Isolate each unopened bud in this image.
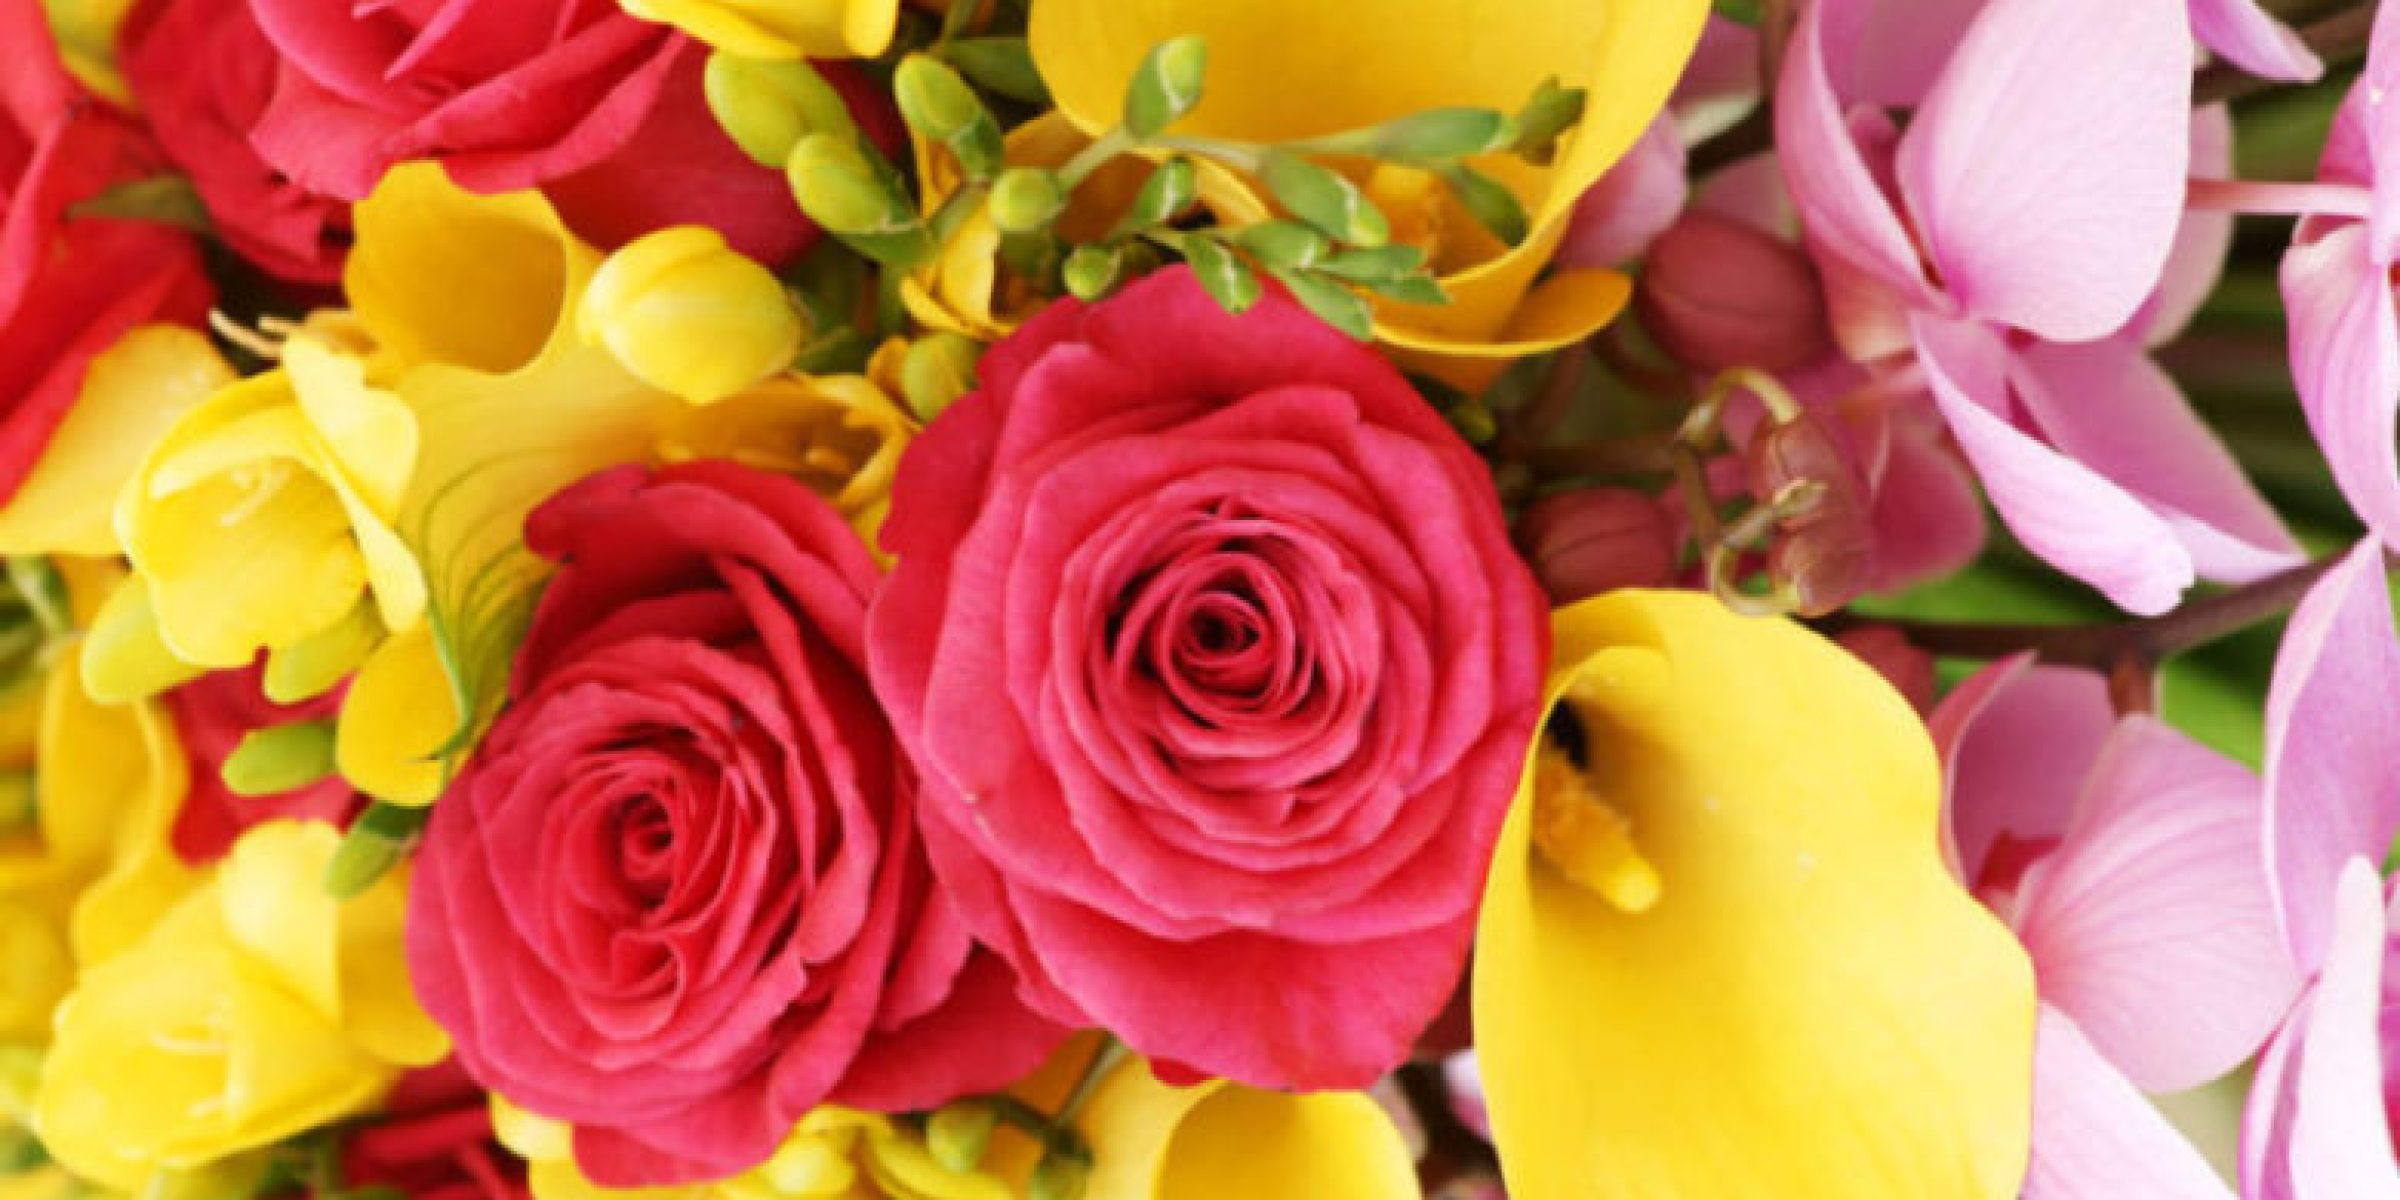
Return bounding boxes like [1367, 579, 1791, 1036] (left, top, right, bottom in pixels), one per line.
[1029, 1151, 1089, 1200]
[580, 227, 806, 405]
[787, 134, 914, 236]
[1637, 212, 1831, 374]
[222, 720, 339, 797]
[895, 55, 985, 145]
[1064, 243, 1134, 300]
[1124, 157, 1198, 229]
[1769, 521, 1876, 618]
[988, 167, 1069, 235]
[263, 602, 382, 704]
[1746, 412, 1876, 616]
[900, 333, 982, 422]
[81, 573, 202, 704]
[704, 54, 855, 168]
[1514, 488, 1678, 606]
[1357, 107, 1516, 159]
[926, 1101, 999, 1172]
[1259, 151, 1389, 247]
[1123, 36, 1208, 138]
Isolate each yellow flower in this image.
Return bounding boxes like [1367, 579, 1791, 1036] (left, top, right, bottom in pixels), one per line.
[656, 372, 916, 550]
[333, 164, 679, 797]
[617, 0, 898, 59]
[33, 821, 447, 1191]
[903, 113, 1266, 341]
[1075, 1056, 1415, 1200]
[40, 0, 138, 104]
[0, 327, 234, 558]
[1472, 592, 2036, 1199]
[580, 227, 807, 406]
[116, 335, 425, 670]
[495, 1100, 1010, 1200]
[1027, 0, 1708, 390]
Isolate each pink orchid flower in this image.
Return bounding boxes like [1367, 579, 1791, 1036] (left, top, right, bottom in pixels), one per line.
[1932, 655, 2302, 1198]
[1780, 0, 2300, 614]
[2279, 2, 2400, 557]
[2239, 540, 2400, 1199]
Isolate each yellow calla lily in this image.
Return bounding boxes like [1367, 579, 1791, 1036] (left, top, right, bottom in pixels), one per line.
[0, 327, 234, 557]
[115, 335, 426, 670]
[656, 372, 916, 551]
[1075, 1057, 1418, 1200]
[341, 163, 677, 777]
[1026, 0, 1706, 390]
[1473, 592, 2036, 1199]
[904, 113, 1267, 341]
[33, 821, 446, 1191]
[496, 1098, 1011, 1200]
[617, 0, 899, 60]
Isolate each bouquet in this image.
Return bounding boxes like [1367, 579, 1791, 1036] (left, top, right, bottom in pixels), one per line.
[2, 0, 2396, 1197]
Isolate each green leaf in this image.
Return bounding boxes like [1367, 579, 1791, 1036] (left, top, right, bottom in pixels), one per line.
[1316, 243, 1429, 283]
[1356, 272, 1449, 305]
[1355, 107, 1517, 159]
[1232, 220, 1331, 270]
[942, 38, 1052, 105]
[1435, 161, 1529, 246]
[1121, 157, 1198, 230]
[1713, 0, 1764, 24]
[1123, 36, 1208, 139]
[1162, 233, 1261, 314]
[1273, 269, 1375, 340]
[1512, 78, 1588, 162]
[1258, 150, 1389, 247]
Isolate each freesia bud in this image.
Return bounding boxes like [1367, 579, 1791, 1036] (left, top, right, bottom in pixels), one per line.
[703, 53, 857, 167]
[1029, 1151, 1089, 1200]
[896, 54, 1003, 178]
[1514, 488, 1677, 605]
[1636, 212, 1831, 373]
[1123, 36, 1208, 138]
[988, 167, 1069, 234]
[787, 134, 915, 236]
[900, 333, 982, 422]
[221, 719, 339, 797]
[580, 226, 806, 405]
[1259, 151, 1389, 247]
[925, 1100, 999, 1172]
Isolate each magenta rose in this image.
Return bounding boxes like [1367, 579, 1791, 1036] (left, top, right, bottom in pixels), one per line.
[868, 267, 1550, 1090]
[406, 462, 1063, 1187]
[119, 0, 351, 282]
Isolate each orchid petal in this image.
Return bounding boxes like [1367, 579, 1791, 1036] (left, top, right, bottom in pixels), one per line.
[2281, 224, 2400, 549]
[2190, 0, 2324, 84]
[1776, 0, 1938, 314]
[1929, 655, 2113, 890]
[1913, 314, 2193, 615]
[2010, 337, 2301, 586]
[2264, 538, 2400, 971]
[2023, 1006, 2234, 1200]
[2014, 717, 2300, 1092]
[2144, 106, 2238, 347]
[2290, 862, 2400, 1199]
[1897, 0, 2192, 342]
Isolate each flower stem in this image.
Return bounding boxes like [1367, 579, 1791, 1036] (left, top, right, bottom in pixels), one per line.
[1851, 549, 2394, 670]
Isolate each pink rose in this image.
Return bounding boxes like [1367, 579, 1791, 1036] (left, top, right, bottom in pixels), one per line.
[407, 463, 1061, 1187]
[120, 0, 351, 282]
[868, 268, 1549, 1091]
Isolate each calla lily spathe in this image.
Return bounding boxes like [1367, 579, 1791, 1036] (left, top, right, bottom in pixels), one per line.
[1026, 0, 1708, 389]
[1474, 591, 2036, 1199]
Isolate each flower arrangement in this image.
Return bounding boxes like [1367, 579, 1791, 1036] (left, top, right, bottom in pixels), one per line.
[2, 1, 2398, 1198]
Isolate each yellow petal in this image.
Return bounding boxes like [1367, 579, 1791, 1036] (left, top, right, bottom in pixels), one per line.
[43, 654, 197, 967]
[1026, 0, 1703, 383]
[0, 899, 73, 1042]
[0, 326, 233, 557]
[580, 227, 805, 406]
[79, 573, 204, 705]
[1078, 1060, 1417, 1200]
[656, 373, 915, 549]
[334, 624, 458, 806]
[620, 0, 899, 59]
[1473, 591, 2036, 1200]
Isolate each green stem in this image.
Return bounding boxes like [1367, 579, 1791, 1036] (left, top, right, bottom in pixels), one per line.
[1058, 128, 1135, 189]
[1146, 133, 1267, 173]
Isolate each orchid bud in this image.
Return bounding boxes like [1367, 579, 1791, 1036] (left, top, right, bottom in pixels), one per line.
[1746, 413, 1875, 616]
[1636, 212, 1831, 374]
[1514, 488, 1678, 605]
[580, 227, 806, 405]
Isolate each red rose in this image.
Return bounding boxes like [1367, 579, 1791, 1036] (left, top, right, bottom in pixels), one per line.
[867, 267, 1549, 1091]
[161, 662, 360, 864]
[0, 0, 210, 502]
[334, 1060, 527, 1200]
[247, 0, 683, 200]
[120, 0, 351, 282]
[407, 463, 1062, 1187]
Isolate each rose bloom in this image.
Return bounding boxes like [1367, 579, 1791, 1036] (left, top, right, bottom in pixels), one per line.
[407, 462, 1061, 1187]
[240, 0, 863, 265]
[0, 0, 210, 502]
[120, 0, 350, 282]
[868, 267, 1549, 1090]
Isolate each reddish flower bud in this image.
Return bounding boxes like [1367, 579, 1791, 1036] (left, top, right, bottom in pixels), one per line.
[1515, 487, 1679, 605]
[1748, 414, 1876, 616]
[1636, 212, 1832, 374]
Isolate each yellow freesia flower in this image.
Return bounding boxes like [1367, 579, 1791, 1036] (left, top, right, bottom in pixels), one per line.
[335, 163, 677, 794]
[34, 821, 447, 1191]
[617, 0, 898, 59]
[116, 335, 426, 670]
[495, 1099, 1010, 1200]
[904, 113, 1267, 341]
[1027, 0, 1707, 390]
[0, 327, 233, 558]
[1074, 1057, 1418, 1200]
[1473, 592, 2036, 1199]
[656, 372, 916, 550]
[580, 227, 807, 406]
